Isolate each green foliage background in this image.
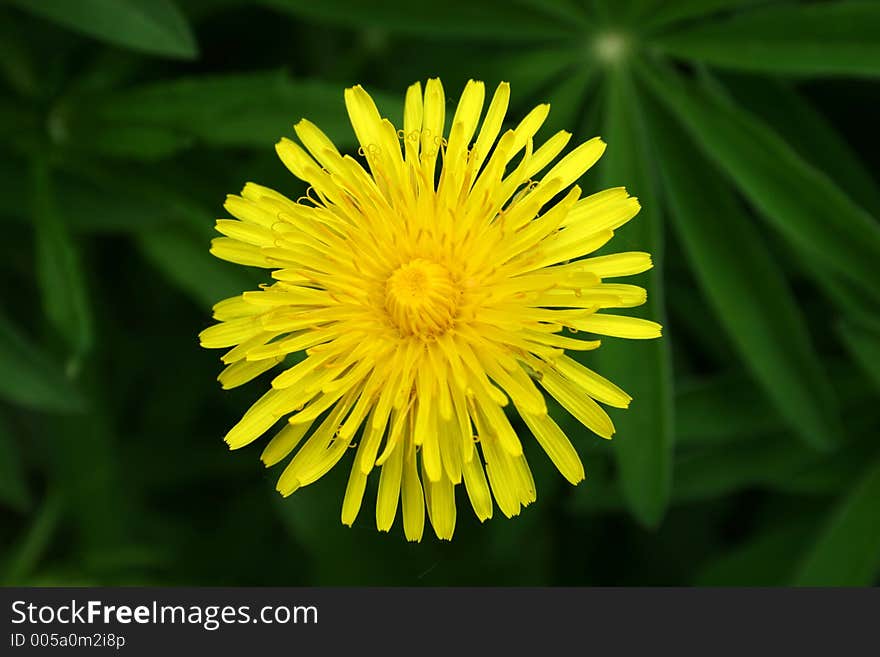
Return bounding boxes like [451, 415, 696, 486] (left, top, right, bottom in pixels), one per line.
[1, 0, 879, 586]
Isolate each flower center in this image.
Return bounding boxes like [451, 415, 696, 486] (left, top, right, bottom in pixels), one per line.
[593, 31, 630, 64]
[385, 258, 459, 338]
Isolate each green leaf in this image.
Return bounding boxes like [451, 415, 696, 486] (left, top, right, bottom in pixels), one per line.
[273, 463, 433, 585]
[648, 98, 838, 450]
[85, 72, 402, 152]
[468, 48, 583, 113]
[260, 0, 577, 40]
[542, 66, 598, 137]
[590, 66, 674, 527]
[30, 159, 93, 358]
[0, 414, 30, 512]
[0, 23, 39, 97]
[640, 62, 880, 295]
[2, 489, 63, 585]
[677, 365, 871, 448]
[838, 317, 880, 394]
[636, 0, 772, 32]
[42, 404, 132, 564]
[572, 423, 879, 513]
[666, 279, 737, 367]
[67, 123, 193, 161]
[47, 162, 217, 234]
[772, 431, 879, 497]
[793, 457, 880, 586]
[653, 1, 880, 77]
[694, 522, 816, 586]
[514, 0, 591, 26]
[8, 0, 197, 59]
[138, 227, 260, 309]
[673, 437, 818, 504]
[718, 75, 880, 218]
[707, 74, 880, 319]
[0, 315, 87, 413]
[676, 374, 781, 447]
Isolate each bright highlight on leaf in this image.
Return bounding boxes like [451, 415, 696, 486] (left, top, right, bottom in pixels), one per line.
[199, 79, 661, 541]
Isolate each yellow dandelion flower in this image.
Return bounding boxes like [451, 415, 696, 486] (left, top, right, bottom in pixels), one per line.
[199, 78, 662, 541]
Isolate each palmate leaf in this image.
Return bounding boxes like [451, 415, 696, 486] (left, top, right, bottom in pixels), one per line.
[7, 0, 197, 59]
[793, 457, 880, 586]
[640, 61, 880, 297]
[30, 159, 93, 358]
[647, 97, 839, 450]
[259, 0, 580, 40]
[83, 72, 402, 153]
[591, 66, 674, 527]
[653, 1, 880, 77]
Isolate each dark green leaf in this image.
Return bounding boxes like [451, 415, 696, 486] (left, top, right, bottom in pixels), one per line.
[704, 73, 880, 319]
[260, 0, 577, 40]
[838, 317, 880, 394]
[673, 437, 814, 503]
[8, 0, 197, 59]
[591, 66, 674, 527]
[772, 431, 879, 497]
[0, 315, 87, 413]
[676, 374, 781, 447]
[640, 62, 880, 295]
[666, 279, 737, 367]
[2, 490, 63, 585]
[653, 2, 880, 77]
[677, 365, 871, 448]
[41, 396, 132, 560]
[793, 457, 880, 586]
[635, 0, 772, 32]
[0, 24, 39, 97]
[138, 227, 261, 309]
[514, 0, 591, 26]
[30, 159, 93, 357]
[648, 98, 839, 450]
[719, 75, 880, 218]
[85, 72, 402, 152]
[694, 522, 815, 586]
[572, 424, 879, 514]
[468, 48, 582, 113]
[67, 123, 193, 161]
[542, 66, 598, 137]
[0, 414, 30, 512]
[52, 163, 219, 234]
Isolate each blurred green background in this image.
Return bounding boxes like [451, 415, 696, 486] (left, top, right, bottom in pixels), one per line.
[1, 0, 879, 586]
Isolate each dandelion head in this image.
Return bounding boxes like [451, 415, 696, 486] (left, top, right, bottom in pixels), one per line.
[199, 79, 662, 541]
